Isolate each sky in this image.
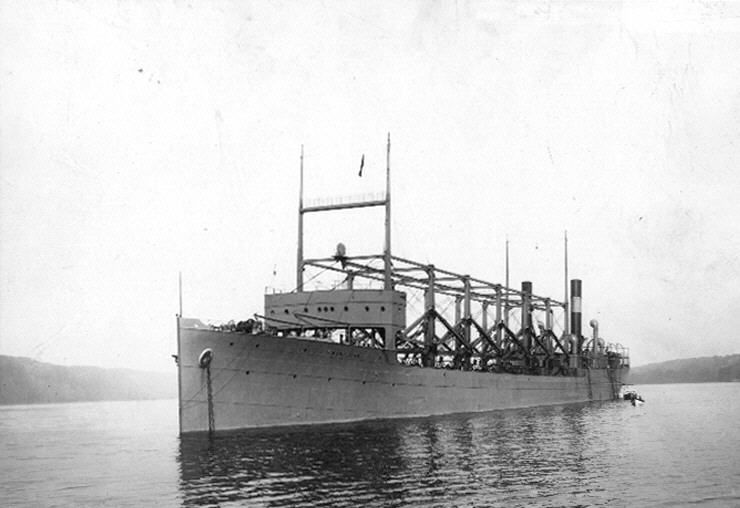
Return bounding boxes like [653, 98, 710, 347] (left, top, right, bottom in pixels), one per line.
[1, 0, 739, 373]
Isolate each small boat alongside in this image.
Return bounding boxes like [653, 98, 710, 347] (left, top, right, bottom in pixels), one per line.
[623, 389, 645, 406]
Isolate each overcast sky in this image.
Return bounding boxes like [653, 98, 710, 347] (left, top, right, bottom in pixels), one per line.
[2, 1, 739, 372]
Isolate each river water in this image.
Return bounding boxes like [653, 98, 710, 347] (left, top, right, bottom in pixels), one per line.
[1, 383, 738, 507]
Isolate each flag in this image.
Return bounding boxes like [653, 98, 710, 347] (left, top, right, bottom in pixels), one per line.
[358, 154, 364, 177]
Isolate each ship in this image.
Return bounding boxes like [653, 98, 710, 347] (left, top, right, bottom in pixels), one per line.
[176, 136, 630, 435]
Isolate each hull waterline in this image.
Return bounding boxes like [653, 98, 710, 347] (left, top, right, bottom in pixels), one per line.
[178, 323, 626, 434]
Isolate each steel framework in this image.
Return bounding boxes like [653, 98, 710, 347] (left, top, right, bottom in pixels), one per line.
[283, 135, 628, 376]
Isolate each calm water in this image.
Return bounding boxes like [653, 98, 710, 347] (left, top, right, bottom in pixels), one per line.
[1, 383, 739, 507]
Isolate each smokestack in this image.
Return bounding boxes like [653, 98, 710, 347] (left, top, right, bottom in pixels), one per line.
[570, 279, 582, 350]
[521, 281, 532, 351]
[521, 281, 532, 328]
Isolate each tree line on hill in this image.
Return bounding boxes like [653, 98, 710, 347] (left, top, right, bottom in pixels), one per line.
[2, 353, 739, 404]
[0, 355, 176, 405]
[628, 354, 740, 384]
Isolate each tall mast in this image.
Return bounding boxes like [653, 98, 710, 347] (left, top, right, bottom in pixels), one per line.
[296, 145, 304, 291]
[504, 237, 510, 329]
[384, 133, 392, 290]
[178, 271, 183, 316]
[564, 229, 569, 335]
[505, 237, 510, 289]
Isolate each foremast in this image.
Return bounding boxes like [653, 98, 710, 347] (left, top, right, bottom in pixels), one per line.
[297, 134, 393, 293]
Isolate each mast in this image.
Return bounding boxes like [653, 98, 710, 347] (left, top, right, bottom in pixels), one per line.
[297, 138, 388, 291]
[297, 145, 304, 291]
[178, 271, 183, 316]
[505, 237, 509, 289]
[564, 230, 569, 335]
[504, 237, 510, 329]
[384, 133, 392, 290]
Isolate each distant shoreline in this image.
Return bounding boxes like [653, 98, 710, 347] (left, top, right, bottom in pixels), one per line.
[628, 354, 740, 385]
[3, 353, 738, 404]
[0, 397, 178, 407]
[0, 355, 176, 405]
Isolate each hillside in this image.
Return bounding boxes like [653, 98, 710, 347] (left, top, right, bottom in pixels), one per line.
[0, 355, 176, 405]
[629, 354, 740, 384]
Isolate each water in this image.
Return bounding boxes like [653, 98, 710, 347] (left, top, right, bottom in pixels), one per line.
[2, 383, 739, 507]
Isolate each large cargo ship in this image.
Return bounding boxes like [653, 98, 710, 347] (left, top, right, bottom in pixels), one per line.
[176, 136, 630, 435]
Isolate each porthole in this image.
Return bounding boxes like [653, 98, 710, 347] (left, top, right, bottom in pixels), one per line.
[245, 370, 250, 375]
[344, 306, 348, 311]
[381, 306, 386, 312]
[330, 306, 335, 312]
[365, 306, 369, 311]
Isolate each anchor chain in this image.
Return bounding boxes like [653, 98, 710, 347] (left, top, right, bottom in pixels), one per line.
[198, 348, 215, 435]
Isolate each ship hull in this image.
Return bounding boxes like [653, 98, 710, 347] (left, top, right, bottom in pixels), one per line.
[178, 322, 627, 434]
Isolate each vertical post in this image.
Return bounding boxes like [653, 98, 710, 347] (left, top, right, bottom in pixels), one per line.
[384, 133, 392, 290]
[297, 145, 305, 291]
[178, 271, 183, 317]
[424, 266, 436, 344]
[545, 298, 553, 355]
[564, 230, 569, 335]
[481, 302, 488, 334]
[382, 135, 393, 351]
[463, 276, 471, 347]
[504, 238, 510, 330]
[454, 296, 462, 325]
[505, 237, 510, 290]
[494, 286, 502, 345]
[424, 265, 436, 366]
[451, 295, 462, 366]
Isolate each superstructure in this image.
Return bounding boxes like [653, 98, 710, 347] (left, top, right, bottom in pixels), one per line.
[177, 136, 630, 434]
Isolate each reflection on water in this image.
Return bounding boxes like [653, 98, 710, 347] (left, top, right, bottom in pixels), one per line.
[178, 384, 740, 507]
[178, 402, 621, 507]
[2, 385, 738, 507]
